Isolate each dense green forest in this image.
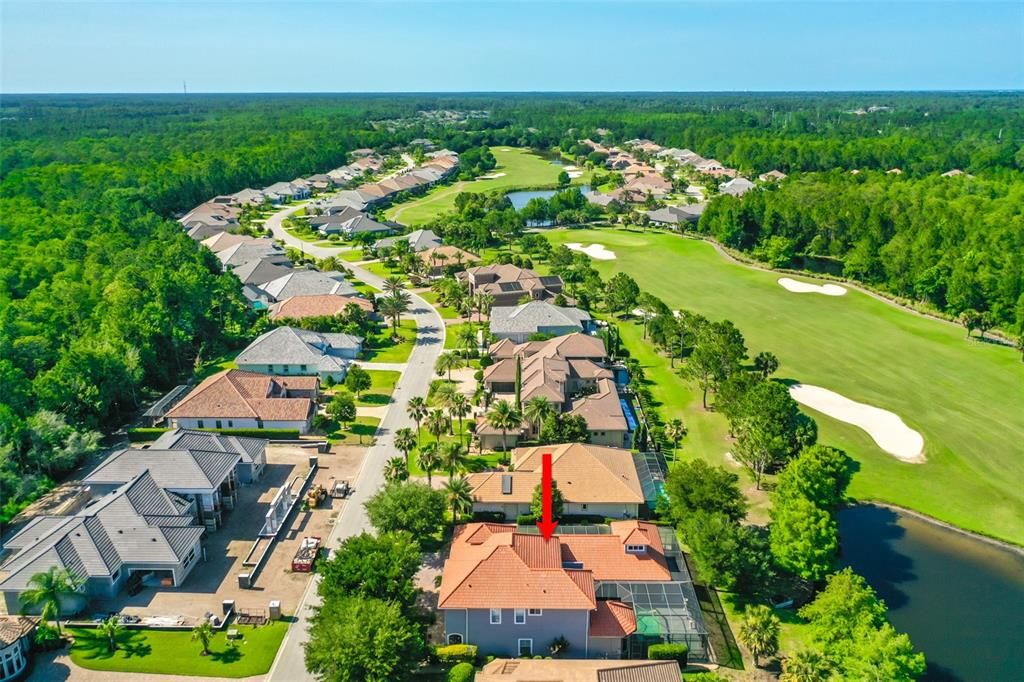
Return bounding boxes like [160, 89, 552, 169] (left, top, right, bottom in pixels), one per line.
[698, 171, 1024, 329]
[1, 92, 1021, 520]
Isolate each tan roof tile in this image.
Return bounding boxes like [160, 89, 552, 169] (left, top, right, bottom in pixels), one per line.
[166, 370, 315, 422]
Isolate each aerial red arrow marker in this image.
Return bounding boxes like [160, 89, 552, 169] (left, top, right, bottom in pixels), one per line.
[536, 452, 558, 541]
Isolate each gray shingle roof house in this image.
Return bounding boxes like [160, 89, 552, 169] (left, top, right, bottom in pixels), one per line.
[646, 203, 706, 226]
[217, 241, 291, 270]
[235, 326, 363, 381]
[0, 471, 204, 616]
[489, 301, 594, 343]
[373, 229, 442, 252]
[255, 270, 359, 301]
[231, 258, 294, 286]
[340, 215, 392, 238]
[719, 177, 755, 197]
[151, 428, 268, 484]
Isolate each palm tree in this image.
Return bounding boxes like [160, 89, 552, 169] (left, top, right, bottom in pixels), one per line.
[406, 396, 427, 444]
[473, 292, 494, 323]
[435, 352, 463, 382]
[417, 442, 440, 485]
[100, 615, 123, 652]
[444, 476, 474, 522]
[318, 255, 343, 272]
[448, 393, 471, 445]
[394, 427, 416, 465]
[382, 275, 406, 295]
[192, 620, 215, 656]
[473, 383, 490, 410]
[457, 324, 478, 358]
[737, 605, 780, 668]
[441, 441, 468, 477]
[384, 456, 409, 483]
[486, 399, 522, 452]
[780, 649, 833, 682]
[665, 419, 687, 449]
[20, 567, 83, 636]
[426, 408, 447, 443]
[378, 290, 411, 338]
[523, 396, 554, 436]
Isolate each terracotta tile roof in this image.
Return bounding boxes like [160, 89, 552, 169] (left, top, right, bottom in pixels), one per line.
[589, 600, 637, 637]
[418, 245, 480, 268]
[439, 524, 595, 610]
[558, 521, 671, 582]
[0, 615, 39, 646]
[468, 444, 643, 505]
[166, 369, 315, 422]
[570, 378, 628, 432]
[268, 294, 373, 321]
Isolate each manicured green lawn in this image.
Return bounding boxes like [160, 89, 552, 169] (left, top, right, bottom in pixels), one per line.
[349, 278, 378, 296]
[545, 228, 1024, 544]
[418, 290, 460, 320]
[363, 319, 418, 363]
[326, 415, 381, 445]
[444, 322, 482, 350]
[339, 248, 367, 262]
[354, 369, 401, 406]
[363, 260, 406, 281]
[193, 352, 239, 382]
[68, 620, 290, 677]
[385, 148, 582, 225]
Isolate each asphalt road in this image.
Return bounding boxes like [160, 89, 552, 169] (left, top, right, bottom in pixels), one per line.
[266, 205, 445, 681]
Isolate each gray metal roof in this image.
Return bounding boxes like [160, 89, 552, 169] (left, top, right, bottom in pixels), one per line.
[256, 270, 358, 301]
[0, 472, 203, 591]
[153, 428, 266, 466]
[84, 448, 239, 491]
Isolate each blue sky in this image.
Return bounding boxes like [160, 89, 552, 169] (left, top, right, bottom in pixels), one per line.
[2, 1, 1022, 93]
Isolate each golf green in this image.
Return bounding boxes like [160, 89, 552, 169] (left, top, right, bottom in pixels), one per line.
[545, 228, 1024, 544]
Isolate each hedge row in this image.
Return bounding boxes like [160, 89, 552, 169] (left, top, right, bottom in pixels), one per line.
[127, 428, 170, 442]
[647, 642, 688, 666]
[434, 643, 478, 664]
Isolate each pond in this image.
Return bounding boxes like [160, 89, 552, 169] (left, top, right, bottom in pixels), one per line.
[839, 505, 1024, 681]
[506, 185, 590, 211]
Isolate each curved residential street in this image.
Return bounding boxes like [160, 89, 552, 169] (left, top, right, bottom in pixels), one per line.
[266, 205, 445, 681]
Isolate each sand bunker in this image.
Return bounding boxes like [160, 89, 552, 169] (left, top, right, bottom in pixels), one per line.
[477, 172, 507, 179]
[565, 242, 616, 260]
[778, 277, 847, 296]
[789, 384, 925, 462]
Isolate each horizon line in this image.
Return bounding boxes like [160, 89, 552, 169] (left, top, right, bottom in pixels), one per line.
[3, 88, 1024, 97]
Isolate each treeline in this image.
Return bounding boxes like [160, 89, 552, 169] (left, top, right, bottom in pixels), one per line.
[697, 171, 1024, 332]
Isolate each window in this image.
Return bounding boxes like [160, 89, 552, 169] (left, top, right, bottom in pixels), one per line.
[197, 420, 205, 429]
[528, 608, 542, 616]
[514, 608, 526, 624]
[228, 420, 233, 428]
[517, 639, 533, 657]
[215, 420, 222, 429]
[111, 569, 120, 582]
[300, 364, 308, 371]
[447, 633, 463, 645]
[626, 544, 647, 553]
[184, 548, 196, 565]
[489, 608, 501, 625]
[267, 364, 274, 372]
[581, 504, 588, 510]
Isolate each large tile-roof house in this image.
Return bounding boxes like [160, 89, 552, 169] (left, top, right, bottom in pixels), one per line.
[489, 301, 593, 343]
[202, 232, 264, 253]
[417, 246, 481, 277]
[439, 521, 679, 658]
[461, 265, 564, 307]
[268, 294, 374, 321]
[478, 334, 629, 449]
[262, 181, 310, 203]
[477, 659, 681, 682]
[165, 369, 318, 434]
[0, 471, 205, 615]
[255, 270, 359, 301]
[150, 428, 268, 485]
[758, 170, 788, 182]
[235, 326, 362, 381]
[180, 203, 241, 241]
[466, 443, 644, 520]
[83, 446, 241, 531]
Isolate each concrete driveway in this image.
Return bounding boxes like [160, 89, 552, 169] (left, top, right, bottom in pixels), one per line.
[266, 206, 446, 681]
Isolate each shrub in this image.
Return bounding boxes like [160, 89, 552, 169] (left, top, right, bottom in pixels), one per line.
[479, 356, 493, 368]
[127, 427, 170, 442]
[647, 642, 688, 666]
[471, 511, 507, 523]
[516, 514, 537, 525]
[447, 662, 475, 682]
[434, 643, 478, 664]
[34, 623, 63, 650]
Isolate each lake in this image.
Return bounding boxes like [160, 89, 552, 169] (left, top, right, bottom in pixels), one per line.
[506, 185, 591, 211]
[839, 505, 1024, 681]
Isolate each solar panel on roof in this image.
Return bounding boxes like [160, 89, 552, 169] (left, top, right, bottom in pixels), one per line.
[498, 282, 523, 292]
[539, 276, 562, 286]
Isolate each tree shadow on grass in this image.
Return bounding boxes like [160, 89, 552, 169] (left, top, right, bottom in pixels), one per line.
[358, 393, 392, 406]
[209, 646, 244, 665]
[72, 629, 152, 661]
